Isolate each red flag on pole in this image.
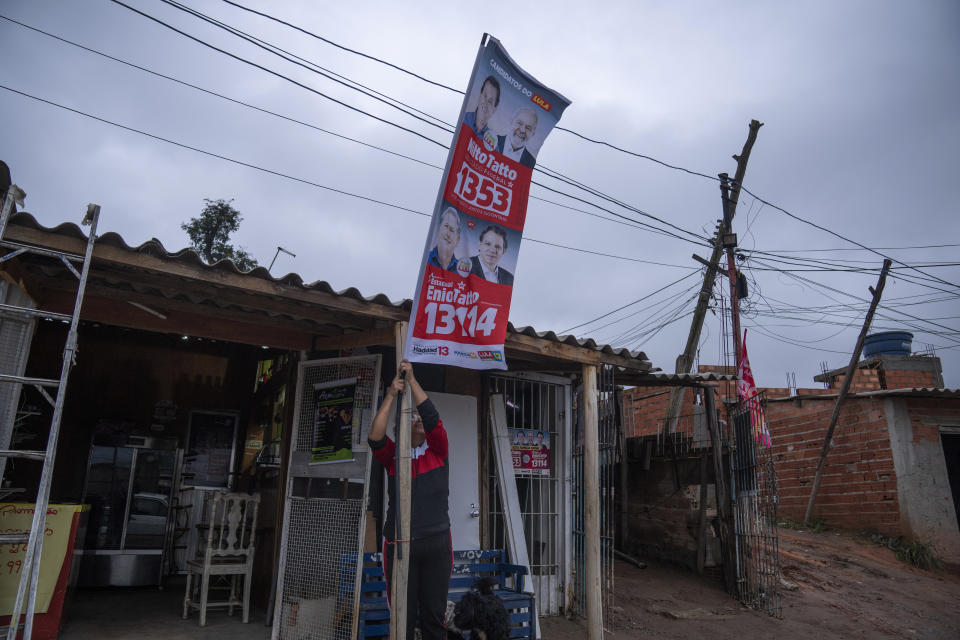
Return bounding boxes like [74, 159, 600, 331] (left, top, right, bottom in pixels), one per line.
[737, 330, 771, 446]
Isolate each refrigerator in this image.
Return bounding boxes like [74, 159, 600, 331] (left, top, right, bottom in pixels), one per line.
[79, 434, 181, 587]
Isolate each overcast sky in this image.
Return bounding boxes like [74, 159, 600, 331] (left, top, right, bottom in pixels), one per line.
[2, 0, 958, 388]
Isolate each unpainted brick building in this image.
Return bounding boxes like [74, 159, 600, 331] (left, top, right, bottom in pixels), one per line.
[620, 354, 960, 567]
[765, 354, 959, 564]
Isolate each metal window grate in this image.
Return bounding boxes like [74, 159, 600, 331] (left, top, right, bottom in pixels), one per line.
[294, 357, 380, 455]
[277, 498, 365, 640]
[273, 355, 381, 640]
[487, 374, 565, 616]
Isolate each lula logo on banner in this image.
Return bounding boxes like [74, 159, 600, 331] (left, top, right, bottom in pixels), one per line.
[404, 35, 571, 370]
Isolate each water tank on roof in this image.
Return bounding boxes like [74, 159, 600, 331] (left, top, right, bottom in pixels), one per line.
[863, 331, 913, 358]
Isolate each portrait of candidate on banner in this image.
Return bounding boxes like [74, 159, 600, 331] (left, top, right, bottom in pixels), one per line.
[311, 378, 357, 464]
[435, 208, 521, 286]
[464, 74, 547, 168]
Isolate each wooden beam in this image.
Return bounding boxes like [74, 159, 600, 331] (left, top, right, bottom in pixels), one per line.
[4, 223, 408, 322]
[506, 332, 649, 370]
[39, 288, 314, 350]
[582, 364, 603, 640]
[805, 259, 892, 524]
[310, 327, 395, 352]
[696, 454, 708, 575]
[85, 266, 378, 329]
[390, 322, 411, 640]
[704, 386, 736, 595]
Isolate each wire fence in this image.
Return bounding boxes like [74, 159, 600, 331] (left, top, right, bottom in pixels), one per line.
[274, 355, 381, 640]
[728, 399, 782, 617]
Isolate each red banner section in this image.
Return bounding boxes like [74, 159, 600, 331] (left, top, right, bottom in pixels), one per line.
[444, 125, 532, 230]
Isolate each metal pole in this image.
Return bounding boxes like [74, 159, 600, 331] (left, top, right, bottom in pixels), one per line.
[804, 259, 892, 524]
[11, 205, 99, 640]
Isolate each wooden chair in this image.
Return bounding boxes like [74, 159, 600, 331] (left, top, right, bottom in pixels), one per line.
[182, 491, 260, 626]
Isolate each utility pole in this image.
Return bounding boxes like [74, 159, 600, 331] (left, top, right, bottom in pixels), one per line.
[804, 260, 892, 524]
[663, 120, 763, 432]
[720, 118, 763, 368]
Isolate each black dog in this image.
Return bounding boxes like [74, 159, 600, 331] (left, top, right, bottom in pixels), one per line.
[446, 577, 511, 640]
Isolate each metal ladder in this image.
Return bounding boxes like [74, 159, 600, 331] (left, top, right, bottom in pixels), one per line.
[0, 184, 99, 640]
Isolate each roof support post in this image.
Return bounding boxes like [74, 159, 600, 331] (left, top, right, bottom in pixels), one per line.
[582, 364, 603, 640]
[390, 321, 411, 640]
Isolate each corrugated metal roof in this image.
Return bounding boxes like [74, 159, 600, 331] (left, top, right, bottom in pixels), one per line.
[630, 371, 739, 384]
[8, 212, 650, 365]
[766, 387, 959, 402]
[851, 387, 960, 399]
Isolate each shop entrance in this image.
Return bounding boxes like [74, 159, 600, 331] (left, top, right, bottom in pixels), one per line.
[486, 373, 569, 616]
[941, 430, 960, 531]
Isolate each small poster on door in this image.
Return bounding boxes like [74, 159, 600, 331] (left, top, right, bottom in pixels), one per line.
[311, 378, 358, 464]
[509, 428, 550, 476]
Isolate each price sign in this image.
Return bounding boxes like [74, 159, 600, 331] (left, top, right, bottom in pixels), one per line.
[0, 504, 82, 615]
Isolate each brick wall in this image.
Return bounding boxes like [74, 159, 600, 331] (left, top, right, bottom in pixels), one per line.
[828, 367, 883, 392]
[620, 455, 720, 569]
[621, 387, 672, 438]
[823, 355, 943, 391]
[884, 368, 939, 390]
[766, 396, 901, 533]
[904, 397, 960, 443]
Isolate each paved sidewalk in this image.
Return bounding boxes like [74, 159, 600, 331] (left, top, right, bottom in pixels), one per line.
[59, 579, 271, 640]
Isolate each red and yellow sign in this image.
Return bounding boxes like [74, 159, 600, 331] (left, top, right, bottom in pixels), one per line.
[0, 503, 85, 615]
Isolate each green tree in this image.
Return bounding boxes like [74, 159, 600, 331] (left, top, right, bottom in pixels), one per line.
[181, 199, 258, 271]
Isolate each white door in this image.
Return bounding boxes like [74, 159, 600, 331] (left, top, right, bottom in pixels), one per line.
[430, 392, 480, 550]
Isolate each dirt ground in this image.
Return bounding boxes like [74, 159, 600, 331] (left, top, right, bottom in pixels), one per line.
[540, 527, 960, 639]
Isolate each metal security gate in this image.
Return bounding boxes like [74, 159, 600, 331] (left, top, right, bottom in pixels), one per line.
[729, 401, 781, 617]
[571, 366, 616, 618]
[273, 355, 381, 640]
[486, 373, 569, 616]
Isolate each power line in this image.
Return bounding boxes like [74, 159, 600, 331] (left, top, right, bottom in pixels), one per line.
[109, 0, 450, 148]
[222, 0, 464, 94]
[561, 270, 701, 333]
[216, 0, 960, 292]
[738, 185, 960, 293]
[0, 84, 683, 268]
[109, 1, 712, 249]
[0, 14, 446, 171]
[219, 0, 720, 183]
[748, 243, 960, 253]
[1, 14, 697, 244]
[158, 0, 456, 133]
[749, 256, 960, 343]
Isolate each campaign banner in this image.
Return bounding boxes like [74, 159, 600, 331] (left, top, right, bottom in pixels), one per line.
[404, 36, 571, 369]
[311, 378, 357, 464]
[510, 428, 551, 476]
